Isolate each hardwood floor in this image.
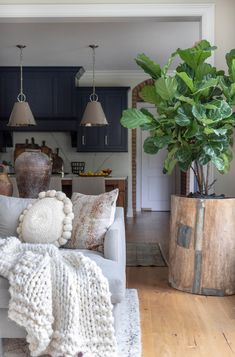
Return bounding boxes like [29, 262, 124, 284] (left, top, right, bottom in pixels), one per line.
[126, 211, 170, 260]
[126, 212, 235, 357]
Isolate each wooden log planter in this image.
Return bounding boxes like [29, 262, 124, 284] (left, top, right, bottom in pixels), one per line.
[169, 195, 235, 296]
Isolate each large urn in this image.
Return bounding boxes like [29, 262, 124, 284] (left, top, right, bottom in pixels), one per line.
[15, 150, 52, 198]
[0, 164, 13, 196]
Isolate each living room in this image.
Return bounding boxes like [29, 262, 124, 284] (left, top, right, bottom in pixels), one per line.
[0, 1, 235, 357]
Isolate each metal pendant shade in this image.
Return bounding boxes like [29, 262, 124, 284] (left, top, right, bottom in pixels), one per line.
[8, 101, 36, 126]
[80, 44, 108, 127]
[8, 45, 36, 127]
[81, 100, 107, 127]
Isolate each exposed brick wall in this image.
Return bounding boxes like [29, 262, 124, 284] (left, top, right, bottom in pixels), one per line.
[131, 79, 189, 214]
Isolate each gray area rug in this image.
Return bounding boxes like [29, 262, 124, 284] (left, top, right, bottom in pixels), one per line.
[126, 242, 167, 267]
[3, 289, 141, 357]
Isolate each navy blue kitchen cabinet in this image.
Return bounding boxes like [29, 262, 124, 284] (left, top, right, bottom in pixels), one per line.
[76, 87, 129, 152]
[0, 67, 83, 121]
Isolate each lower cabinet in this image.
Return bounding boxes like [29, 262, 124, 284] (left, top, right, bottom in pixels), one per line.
[76, 87, 129, 152]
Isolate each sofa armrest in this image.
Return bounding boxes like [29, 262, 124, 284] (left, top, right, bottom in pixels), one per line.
[104, 207, 126, 268]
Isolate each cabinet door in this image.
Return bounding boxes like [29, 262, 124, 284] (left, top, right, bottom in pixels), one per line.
[77, 89, 105, 152]
[76, 87, 128, 152]
[102, 89, 128, 152]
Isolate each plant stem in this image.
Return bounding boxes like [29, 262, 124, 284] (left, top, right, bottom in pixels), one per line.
[190, 164, 200, 192]
[195, 161, 203, 194]
[199, 164, 206, 195]
[205, 163, 210, 196]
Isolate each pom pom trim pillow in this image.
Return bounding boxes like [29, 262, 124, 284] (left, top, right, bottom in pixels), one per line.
[17, 190, 74, 247]
[66, 189, 119, 252]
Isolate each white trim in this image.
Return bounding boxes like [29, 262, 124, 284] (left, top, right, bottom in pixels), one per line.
[0, 4, 214, 21]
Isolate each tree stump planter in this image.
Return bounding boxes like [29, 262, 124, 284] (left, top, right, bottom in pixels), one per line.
[169, 195, 235, 296]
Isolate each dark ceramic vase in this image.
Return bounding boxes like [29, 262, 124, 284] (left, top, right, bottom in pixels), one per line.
[15, 150, 52, 198]
[0, 164, 13, 196]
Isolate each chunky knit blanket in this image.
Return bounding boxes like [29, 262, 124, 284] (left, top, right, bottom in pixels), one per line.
[0, 237, 117, 357]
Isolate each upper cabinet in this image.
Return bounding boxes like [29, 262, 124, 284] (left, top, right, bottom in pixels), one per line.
[0, 67, 84, 121]
[76, 87, 129, 152]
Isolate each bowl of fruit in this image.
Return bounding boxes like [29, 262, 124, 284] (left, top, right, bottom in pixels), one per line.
[79, 168, 112, 177]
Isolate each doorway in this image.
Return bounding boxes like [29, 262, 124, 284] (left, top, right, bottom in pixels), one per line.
[136, 103, 176, 212]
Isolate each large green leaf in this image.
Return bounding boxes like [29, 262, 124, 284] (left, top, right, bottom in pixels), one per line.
[154, 135, 172, 149]
[176, 145, 192, 163]
[143, 137, 159, 154]
[195, 63, 216, 81]
[155, 76, 178, 101]
[163, 147, 178, 174]
[175, 107, 191, 126]
[212, 156, 225, 171]
[176, 72, 194, 92]
[198, 152, 210, 165]
[185, 120, 199, 139]
[207, 100, 233, 121]
[203, 143, 223, 158]
[226, 49, 235, 81]
[139, 85, 161, 104]
[176, 95, 195, 106]
[120, 109, 152, 129]
[192, 104, 206, 120]
[177, 40, 216, 70]
[135, 53, 161, 80]
[193, 78, 218, 95]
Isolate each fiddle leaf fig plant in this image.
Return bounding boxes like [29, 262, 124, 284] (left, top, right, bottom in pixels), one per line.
[121, 40, 235, 196]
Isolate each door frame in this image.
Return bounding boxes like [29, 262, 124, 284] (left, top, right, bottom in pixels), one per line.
[0, 3, 215, 217]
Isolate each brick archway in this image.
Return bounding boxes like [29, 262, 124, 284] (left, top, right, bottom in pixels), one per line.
[131, 80, 189, 215]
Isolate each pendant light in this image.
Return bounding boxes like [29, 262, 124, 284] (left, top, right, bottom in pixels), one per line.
[80, 44, 108, 127]
[8, 45, 36, 127]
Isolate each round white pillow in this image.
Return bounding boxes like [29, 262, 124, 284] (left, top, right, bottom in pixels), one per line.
[17, 190, 74, 247]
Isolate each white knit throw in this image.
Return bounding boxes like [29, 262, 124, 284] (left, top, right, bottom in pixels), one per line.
[0, 237, 117, 357]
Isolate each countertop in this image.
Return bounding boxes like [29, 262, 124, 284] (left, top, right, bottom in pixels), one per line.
[61, 175, 127, 180]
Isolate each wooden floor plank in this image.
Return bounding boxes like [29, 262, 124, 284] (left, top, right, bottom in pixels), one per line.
[127, 267, 235, 357]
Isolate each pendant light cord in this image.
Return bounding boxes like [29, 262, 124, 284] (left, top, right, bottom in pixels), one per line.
[17, 45, 26, 102]
[92, 46, 95, 97]
[89, 44, 98, 102]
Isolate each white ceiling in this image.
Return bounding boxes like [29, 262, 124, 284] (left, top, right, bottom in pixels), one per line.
[0, 20, 200, 71]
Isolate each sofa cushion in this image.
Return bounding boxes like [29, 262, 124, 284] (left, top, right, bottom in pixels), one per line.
[17, 190, 74, 247]
[0, 248, 125, 307]
[0, 195, 35, 239]
[66, 189, 118, 252]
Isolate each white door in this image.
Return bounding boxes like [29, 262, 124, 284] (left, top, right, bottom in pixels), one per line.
[138, 103, 175, 211]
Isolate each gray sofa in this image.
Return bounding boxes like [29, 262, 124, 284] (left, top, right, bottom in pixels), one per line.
[0, 207, 126, 353]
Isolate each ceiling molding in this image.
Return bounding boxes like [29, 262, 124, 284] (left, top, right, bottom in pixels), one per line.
[0, 3, 215, 65]
[0, 3, 215, 45]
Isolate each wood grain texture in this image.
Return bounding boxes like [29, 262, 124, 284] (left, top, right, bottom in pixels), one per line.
[127, 267, 235, 357]
[169, 195, 235, 295]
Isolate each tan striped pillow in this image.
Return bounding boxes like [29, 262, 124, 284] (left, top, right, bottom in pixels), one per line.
[66, 189, 118, 252]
